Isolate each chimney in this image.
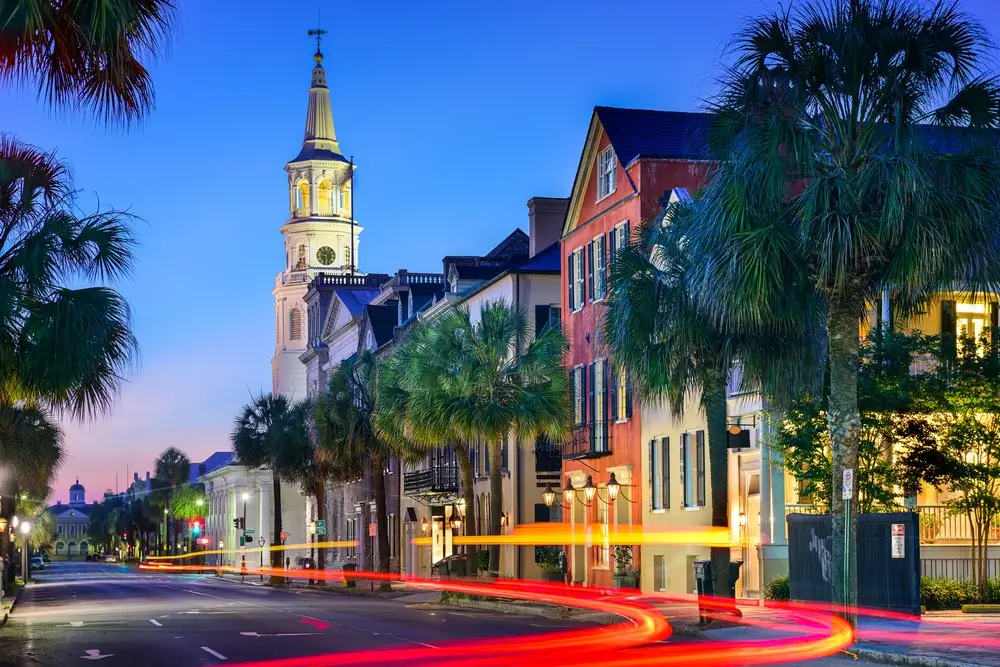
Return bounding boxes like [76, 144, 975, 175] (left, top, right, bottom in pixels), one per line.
[527, 197, 569, 257]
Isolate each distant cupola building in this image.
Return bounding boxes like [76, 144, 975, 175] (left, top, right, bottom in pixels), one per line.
[272, 41, 364, 400]
[48, 479, 96, 559]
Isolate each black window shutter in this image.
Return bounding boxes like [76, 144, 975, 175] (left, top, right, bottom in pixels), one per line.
[648, 439, 655, 510]
[662, 437, 670, 510]
[568, 368, 576, 424]
[609, 227, 617, 269]
[696, 430, 706, 507]
[623, 220, 630, 247]
[941, 300, 957, 358]
[610, 366, 619, 422]
[588, 362, 596, 448]
[502, 441, 508, 473]
[581, 364, 588, 423]
[587, 242, 595, 302]
[600, 360, 609, 421]
[535, 304, 550, 337]
[624, 374, 633, 419]
[567, 254, 575, 311]
[992, 302, 998, 353]
[679, 434, 687, 507]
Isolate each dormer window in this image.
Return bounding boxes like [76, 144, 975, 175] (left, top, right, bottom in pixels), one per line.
[597, 145, 617, 200]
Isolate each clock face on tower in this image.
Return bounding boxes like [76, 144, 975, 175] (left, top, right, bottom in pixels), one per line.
[316, 246, 336, 265]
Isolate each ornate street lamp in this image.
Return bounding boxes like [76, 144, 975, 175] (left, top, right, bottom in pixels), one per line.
[562, 479, 576, 507]
[455, 498, 466, 518]
[0, 517, 8, 534]
[450, 510, 463, 531]
[420, 517, 430, 534]
[605, 472, 636, 504]
[583, 476, 597, 504]
[542, 485, 556, 508]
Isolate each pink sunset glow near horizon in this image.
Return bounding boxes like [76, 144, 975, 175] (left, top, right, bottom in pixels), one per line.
[50, 337, 270, 505]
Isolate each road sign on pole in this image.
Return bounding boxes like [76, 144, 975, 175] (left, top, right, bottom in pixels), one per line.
[891, 524, 905, 559]
[842, 469, 854, 500]
[368, 523, 377, 537]
[245, 529, 255, 537]
[315, 520, 326, 536]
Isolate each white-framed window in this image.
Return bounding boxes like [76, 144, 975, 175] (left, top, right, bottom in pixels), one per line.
[571, 366, 585, 425]
[597, 145, 617, 200]
[595, 487, 610, 568]
[591, 234, 607, 301]
[681, 431, 706, 508]
[611, 366, 631, 422]
[649, 437, 669, 511]
[957, 303, 987, 356]
[567, 248, 585, 312]
[609, 220, 630, 269]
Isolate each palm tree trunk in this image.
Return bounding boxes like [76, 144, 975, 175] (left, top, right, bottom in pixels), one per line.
[373, 459, 392, 590]
[455, 443, 477, 575]
[315, 480, 327, 582]
[488, 437, 504, 577]
[704, 378, 732, 602]
[270, 470, 284, 586]
[827, 295, 861, 624]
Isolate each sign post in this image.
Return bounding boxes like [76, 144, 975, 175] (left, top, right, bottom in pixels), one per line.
[842, 468, 854, 617]
[891, 524, 905, 559]
[258, 537, 266, 582]
[315, 520, 326, 536]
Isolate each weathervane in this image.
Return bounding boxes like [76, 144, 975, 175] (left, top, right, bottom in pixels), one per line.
[308, 28, 328, 57]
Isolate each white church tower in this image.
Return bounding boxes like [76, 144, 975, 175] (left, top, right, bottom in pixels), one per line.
[272, 37, 362, 399]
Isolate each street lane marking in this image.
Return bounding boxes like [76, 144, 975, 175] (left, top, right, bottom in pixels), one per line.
[201, 647, 227, 660]
[240, 632, 320, 638]
[80, 649, 114, 660]
[149, 619, 162, 627]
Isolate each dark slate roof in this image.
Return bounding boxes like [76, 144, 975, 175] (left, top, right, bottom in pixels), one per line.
[365, 304, 399, 349]
[595, 106, 712, 164]
[288, 146, 350, 164]
[485, 229, 529, 260]
[49, 503, 95, 518]
[337, 289, 380, 317]
[411, 290, 443, 315]
[512, 241, 560, 273]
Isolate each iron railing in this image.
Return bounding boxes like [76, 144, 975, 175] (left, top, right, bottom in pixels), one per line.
[403, 466, 459, 495]
[562, 421, 612, 460]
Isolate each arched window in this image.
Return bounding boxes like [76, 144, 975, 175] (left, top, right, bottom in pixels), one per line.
[289, 308, 303, 341]
[317, 180, 334, 215]
[296, 181, 310, 215]
[343, 245, 352, 268]
[340, 184, 350, 212]
[296, 244, 307, 271]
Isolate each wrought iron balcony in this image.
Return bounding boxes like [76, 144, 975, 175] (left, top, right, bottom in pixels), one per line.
[403, 466, 460, 496]
[562, 421, 613, 460]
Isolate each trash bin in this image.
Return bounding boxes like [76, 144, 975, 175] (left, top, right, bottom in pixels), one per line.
[342, 562, 357, 588]
[693, 559, 743, 623]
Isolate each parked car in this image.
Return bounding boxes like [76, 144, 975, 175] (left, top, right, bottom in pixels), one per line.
[29, 557, 44, 571]
[104, 555, 116, 563]
[41, 554, 51, 564]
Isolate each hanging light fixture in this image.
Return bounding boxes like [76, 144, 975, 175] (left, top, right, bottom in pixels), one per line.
[456, 497, 467, 518]
[500, 512, 508, 528]
[450, 507, 463, 530]
[0, 517, 8, 534]
[420, 517, 430, 534]
[606, 472, 621, 502]
[583, 476, 597, 504]
[562, 479, 576, 506]
[542, 484, 556, 508]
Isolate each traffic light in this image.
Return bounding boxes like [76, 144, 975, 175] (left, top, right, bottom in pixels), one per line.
[233, 518, 239, 530]
[190, 521, 201, 536]
[233, 517, 245, 530]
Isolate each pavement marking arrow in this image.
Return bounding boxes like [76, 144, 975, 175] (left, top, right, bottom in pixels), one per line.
[239, 632, 320, 638]
[68, 622, 85, 627]
[80, 649, 114, 660]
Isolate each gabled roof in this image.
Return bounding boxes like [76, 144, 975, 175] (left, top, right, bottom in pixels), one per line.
[338, 289, 380, 317]
[511, 241, 560, 273]
[362, 303, 399, 350]
[485, 229, 529, 260]
[595, 107, 712, 164]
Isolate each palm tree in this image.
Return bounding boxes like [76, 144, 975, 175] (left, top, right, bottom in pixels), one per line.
[427, 303, 569, 576]
[230, 393, 306, 585]
[315, 353, 396, 586]
[153, 447, 189, 555]
[682, 0, 1000, 613]
[603, 211, 817, 600]
[0, 0, 178, 126]
[378, 323, 479, 574]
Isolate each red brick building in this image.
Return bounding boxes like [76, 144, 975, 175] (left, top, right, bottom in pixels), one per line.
[559, 107, 711, 587]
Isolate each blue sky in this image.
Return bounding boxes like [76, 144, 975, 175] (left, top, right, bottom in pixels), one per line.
[2, 0, 998, 501]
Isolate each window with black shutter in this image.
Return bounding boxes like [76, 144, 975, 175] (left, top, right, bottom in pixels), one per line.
[535, 304, 550, 337]
[681, 434, 690, 508]
[624, 374, 633, 419]
[588, 362, 596, 450]
[587, 242, 595, 302]
[648, 439, 659, 509]
[941, 300, 957, 358]
[567, 254, 575, 311]
[695, 430, 706, 507]
[610, 366, 619, 422]
[661, 437, 670, 510]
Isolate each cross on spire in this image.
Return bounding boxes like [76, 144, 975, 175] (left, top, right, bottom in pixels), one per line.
[308, 28, 328, 60]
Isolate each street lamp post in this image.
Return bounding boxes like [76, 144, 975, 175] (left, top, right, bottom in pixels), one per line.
[240, 493, 249, 581]
[258, 537, 266, 583]
[20, 521, 31, 583]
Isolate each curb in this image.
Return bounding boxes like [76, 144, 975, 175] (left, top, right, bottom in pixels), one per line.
[1, 584, 25, 630]
[854, 645, 991, 667]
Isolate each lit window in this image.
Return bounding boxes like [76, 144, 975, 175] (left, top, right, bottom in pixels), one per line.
[956, 303, 986, 356]
[597, 146, 617, 200]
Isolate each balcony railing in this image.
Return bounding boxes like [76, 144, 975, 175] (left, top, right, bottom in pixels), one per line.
[403, 466, 459, 495]
[312, 273, 388, 289]
[562, 421, 612, 460]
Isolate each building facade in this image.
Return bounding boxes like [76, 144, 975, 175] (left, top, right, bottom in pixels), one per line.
[49, 480, 94, 559]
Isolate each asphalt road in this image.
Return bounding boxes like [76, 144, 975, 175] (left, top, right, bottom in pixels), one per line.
[0, 562, 872, 667]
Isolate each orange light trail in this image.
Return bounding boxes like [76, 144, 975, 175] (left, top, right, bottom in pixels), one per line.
[411, 523, 734, 547]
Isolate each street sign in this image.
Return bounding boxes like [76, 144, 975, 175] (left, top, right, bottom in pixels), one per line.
[257, 538, 266, 548]
[368, 523, 376, 537]
[245, 529, 255, 537]
[891, 523, 905, 559]
[280, 531, 289, 543]
[315, 520, 326, 536]
[842, 469, 854, 500]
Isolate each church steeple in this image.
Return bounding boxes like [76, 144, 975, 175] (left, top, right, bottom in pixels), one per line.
[289, 32, 345, 165]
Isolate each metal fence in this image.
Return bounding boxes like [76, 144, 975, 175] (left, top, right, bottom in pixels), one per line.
[921, 558, 1000, 581]
[917, 506, 1000, 544]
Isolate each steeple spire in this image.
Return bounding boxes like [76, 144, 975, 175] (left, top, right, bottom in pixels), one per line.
[290, 29, 344, 164]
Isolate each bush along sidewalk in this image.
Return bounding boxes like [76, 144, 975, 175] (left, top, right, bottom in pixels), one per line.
[763, 574, 1000, 611]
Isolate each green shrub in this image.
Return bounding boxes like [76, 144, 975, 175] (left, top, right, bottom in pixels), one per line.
[921, 577, 980, 609]
[763, 574, 790, 601]
[476, 550, 489, 572]
[983, 578, 1000, 604]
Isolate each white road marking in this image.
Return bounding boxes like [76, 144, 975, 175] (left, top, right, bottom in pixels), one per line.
[201, 647, 227, 660]
[149, 619, 162, 627]
[68, 621, 85, 627]
[80, 649, 114, 660]
[240, 631, 320, 638]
